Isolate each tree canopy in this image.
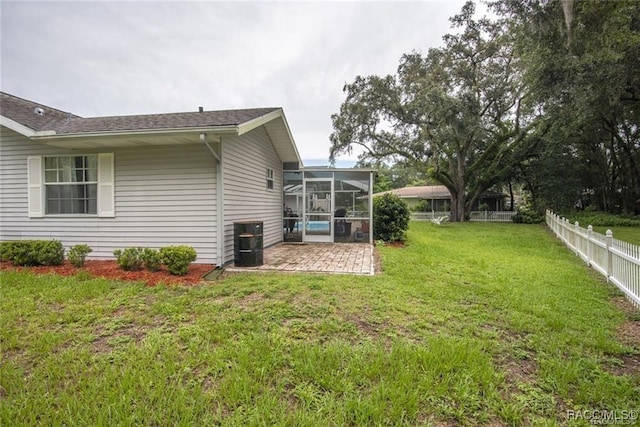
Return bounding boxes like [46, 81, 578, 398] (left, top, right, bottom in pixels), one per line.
[330, 0, 640, 218]
[330, 2, 535, 221]
[498, 0, 640, 213]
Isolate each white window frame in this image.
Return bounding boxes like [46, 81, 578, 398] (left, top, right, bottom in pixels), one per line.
[44, 155, 99, 215]
[266, 168, 275, 191]
[27, 153, 115, 218]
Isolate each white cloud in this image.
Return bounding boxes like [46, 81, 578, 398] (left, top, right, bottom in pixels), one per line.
[1, 0, 468, 163]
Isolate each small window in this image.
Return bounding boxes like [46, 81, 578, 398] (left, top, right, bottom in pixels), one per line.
[44, 155, 98, 214]
[267, 168, 275, 191]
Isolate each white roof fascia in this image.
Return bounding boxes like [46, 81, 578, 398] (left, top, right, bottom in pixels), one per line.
[277, 111, 302, 165]
[238, 109, 303, 165]
[0, 116, 55, 138]
[236, 109, 283, 136]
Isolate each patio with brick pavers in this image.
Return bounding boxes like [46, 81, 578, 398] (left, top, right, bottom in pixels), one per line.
[225, 243, 375, 276]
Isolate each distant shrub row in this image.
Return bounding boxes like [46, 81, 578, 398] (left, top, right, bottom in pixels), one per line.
[113, 246, 197, 276]
[512, 206, 545, 224]
[1, 240, 197, 275]
[566, 212, 640, 227]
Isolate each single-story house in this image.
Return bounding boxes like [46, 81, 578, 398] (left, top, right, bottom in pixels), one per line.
[374, 185, 506, 211]
[0, 92, 373, 265]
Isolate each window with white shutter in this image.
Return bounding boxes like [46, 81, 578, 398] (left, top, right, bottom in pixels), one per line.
[28, 153, 114, 217]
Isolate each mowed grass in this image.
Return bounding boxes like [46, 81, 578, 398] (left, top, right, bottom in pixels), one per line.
[592, 226, 640, 247]
[1, 222, 638, 426]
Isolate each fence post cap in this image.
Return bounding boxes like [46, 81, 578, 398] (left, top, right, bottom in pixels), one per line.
[588, 225, 593, 231]
[575, 221, 579, 227]
[606, 229, 613, 237]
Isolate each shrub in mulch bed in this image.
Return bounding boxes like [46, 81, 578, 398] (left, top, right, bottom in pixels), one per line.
[0, 260, 215, 286]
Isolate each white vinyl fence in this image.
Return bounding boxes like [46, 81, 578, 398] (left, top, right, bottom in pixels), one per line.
[412, 211, 516, 222]
[546, 210, 640, 308]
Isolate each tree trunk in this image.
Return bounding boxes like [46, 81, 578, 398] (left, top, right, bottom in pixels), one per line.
[449, 191, 467, 222]
[452, 157, 467, 222]
[508, 181, 515, 211]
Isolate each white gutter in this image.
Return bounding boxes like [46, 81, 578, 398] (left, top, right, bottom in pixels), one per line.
[30, 125, 239, 141]
[218, 138, 225, 266]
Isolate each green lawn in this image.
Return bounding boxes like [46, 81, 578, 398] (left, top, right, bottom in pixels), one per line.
[592, 226, 640, 247]
[1, 222, 638, 426]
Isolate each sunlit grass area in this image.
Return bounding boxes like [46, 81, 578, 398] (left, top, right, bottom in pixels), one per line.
[1, 222, 638, 425]
[591, 226, 640, 246]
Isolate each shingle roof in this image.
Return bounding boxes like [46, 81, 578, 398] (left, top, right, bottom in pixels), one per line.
[0, 92, 80, 132]
[53, 108, 280, 134]
[0, 91, 279, 135]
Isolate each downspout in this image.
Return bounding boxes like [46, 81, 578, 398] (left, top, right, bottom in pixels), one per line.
[200, 133, 221, 162]
[200, 133, 225, 267]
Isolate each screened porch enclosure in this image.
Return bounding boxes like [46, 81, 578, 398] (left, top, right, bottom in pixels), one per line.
[283, 168, 374, 244]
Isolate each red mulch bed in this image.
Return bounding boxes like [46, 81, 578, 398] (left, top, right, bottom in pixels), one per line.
[0, 260, 215, 286]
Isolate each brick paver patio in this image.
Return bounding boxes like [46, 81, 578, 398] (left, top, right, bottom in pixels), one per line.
[226, 243, 375, 276]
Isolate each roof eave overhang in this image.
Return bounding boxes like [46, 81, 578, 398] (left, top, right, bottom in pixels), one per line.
[242, 108, 302, 165]
[29, 125, 239, 148]
[0, 115, 56, 138]
[237, 109, 283, 136]
[3, 108, 303, 165]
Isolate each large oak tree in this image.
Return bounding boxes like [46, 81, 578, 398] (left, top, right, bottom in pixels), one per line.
[330, 2, 535, 221]
[495, 0, 640, 213]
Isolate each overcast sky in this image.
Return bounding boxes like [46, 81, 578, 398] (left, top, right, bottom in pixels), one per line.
[1, 0, 470, 166]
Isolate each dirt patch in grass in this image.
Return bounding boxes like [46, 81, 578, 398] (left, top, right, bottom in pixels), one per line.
[604, 298, 640, 378]
[92, 323, 147, 354]
[91, 315, 171, 354]
[343, 312, 381, 337]
[1, 260, 214, 286]
[339, 310, 415, 347]
[494, 329, 540, 396]
[612, 296, 640, 319]
[91, 331, 135, 354]
[604, 297, 640, 376]
[609, 295, 640, 376]
[617, 320, 640, 348]
[373, 247, 383, 273]
[606, 354, 640, 377]
[236, 291, 265, 309]
[498, 355, 538, 385]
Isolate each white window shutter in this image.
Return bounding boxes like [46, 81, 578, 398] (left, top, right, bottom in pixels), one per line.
[27, 156, 44, 217]
[97, 153, 115, 217]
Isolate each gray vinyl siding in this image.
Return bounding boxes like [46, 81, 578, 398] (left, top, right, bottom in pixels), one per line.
[0, 127, 218, 263]
[222, 126, 283, 264]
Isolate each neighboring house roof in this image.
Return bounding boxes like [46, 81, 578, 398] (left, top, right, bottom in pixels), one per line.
[0, 91, 301, 163]
[376, 185, 452, 199]
[374, 185, 505, 199]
